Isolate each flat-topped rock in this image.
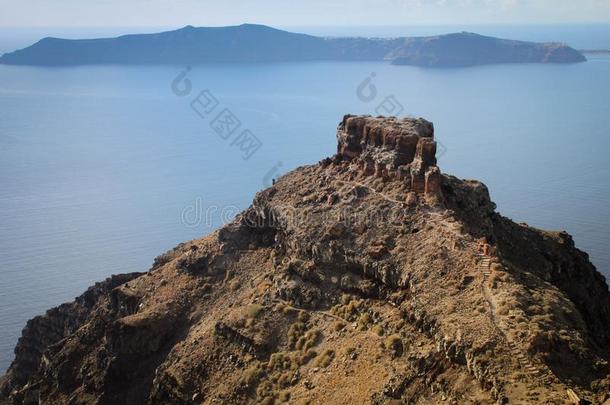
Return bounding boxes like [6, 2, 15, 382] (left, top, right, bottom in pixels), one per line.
[337, 115, 442, 200]
[337, 115, 434, 163]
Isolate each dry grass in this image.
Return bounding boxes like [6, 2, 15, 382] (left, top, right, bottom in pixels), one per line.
[357, 313, 372, 331]
[371, 324, 384, 336]
[242, 364, 264, 386]
[287, 322, 307, 349]
[314, 349, 335, 367]
[295, 330, 320, 351]
[383, 335, 403, 356]
[247, 304, 263, 319]
[333, 321, 346, 331]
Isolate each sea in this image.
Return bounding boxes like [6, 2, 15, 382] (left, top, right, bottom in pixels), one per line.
[1, 24, 609, 372]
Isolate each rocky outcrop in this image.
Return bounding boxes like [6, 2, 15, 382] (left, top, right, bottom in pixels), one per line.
[1, 115, 609, 405]
[336, 115, 443, 202]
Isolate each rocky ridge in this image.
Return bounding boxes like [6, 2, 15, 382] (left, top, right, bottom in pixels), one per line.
[1, 115, 609, 404]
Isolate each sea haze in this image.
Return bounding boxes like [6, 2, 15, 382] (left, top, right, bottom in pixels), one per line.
[0, 26, 610, 372]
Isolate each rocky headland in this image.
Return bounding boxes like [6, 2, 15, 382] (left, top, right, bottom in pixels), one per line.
[1, 115, 609, 404]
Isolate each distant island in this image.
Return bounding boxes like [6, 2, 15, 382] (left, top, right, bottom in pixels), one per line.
[0, 24, 587, 68]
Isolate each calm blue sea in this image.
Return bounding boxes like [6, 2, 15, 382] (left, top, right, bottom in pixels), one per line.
[1, 25, 610, 372]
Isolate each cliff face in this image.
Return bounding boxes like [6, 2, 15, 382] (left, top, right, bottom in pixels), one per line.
[2, 115, 609, 405]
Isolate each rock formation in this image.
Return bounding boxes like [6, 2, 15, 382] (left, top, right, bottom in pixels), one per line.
[1, 115, 609, 405]
[336, 115, 442, 202]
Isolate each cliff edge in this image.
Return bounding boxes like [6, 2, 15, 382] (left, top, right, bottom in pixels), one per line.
[1, 115, 609, 404]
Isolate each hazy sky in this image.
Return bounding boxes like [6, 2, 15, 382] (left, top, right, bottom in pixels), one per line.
[1, 0, 609, 28]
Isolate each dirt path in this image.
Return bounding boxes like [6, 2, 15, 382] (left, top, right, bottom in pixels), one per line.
[475, 251, 553, 385]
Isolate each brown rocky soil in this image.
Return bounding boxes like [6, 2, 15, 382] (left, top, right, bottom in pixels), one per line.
[1, 115, 610, 405]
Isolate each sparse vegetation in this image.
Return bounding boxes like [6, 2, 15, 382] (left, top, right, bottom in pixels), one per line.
[242, 363, 264, 386]
[297, 349, 317, 365]
[343, 346, 356, 358]
[268, 353, 293, 371]
[356, 313, 371, 331]
[229, 279, 241, 291]
[331, 298, 363, 321]
[314, 349, 335, 367]
[282, 306, 296, 316]
[247, 304, 263, 319]
[287, 322, 307, 349]
[295, 329, 320, 351]
[384, 335, 403, 356]
[372, 324, 384, 336]
[297, 311, 309, 322]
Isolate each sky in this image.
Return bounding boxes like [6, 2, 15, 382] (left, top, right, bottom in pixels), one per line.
[1, 0, 609, 28]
